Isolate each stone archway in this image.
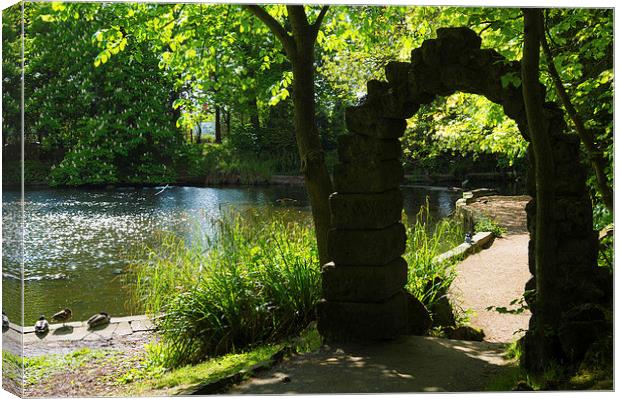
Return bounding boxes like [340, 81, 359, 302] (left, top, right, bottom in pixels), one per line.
[317, 27, 607, 369]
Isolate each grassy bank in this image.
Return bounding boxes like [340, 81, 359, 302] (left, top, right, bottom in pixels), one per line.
[130, 209, 320, 367]
[130, 203, 464, 369]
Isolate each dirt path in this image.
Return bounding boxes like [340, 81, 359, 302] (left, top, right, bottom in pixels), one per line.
[449, 234, 531, 343]
[450, 195, 532, 343]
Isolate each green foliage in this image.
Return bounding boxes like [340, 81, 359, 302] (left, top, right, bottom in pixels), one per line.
[401, 94, 527, 172]
[474, 217, 507, 238]
[403, 202, 464, 309]
[129, 209, 321, 367]
[131, 203, 465, 368]
[10, 2, 186, 187]
[487, 294, 530, 315]
[542, 9, 613, 207]
[2, 160, 52, 185]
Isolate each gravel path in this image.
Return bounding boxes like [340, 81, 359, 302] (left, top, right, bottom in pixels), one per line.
[449, 234, 532, 343]
[450, 195, 533, 343]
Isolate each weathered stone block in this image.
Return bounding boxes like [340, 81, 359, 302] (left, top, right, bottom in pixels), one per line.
[329, 190, 403, 229]
[328, 223, 406, 266]
[333, 159, 404, 194]
[556, 234, 598, 272]
[555, 161, 587, 196]
[558, 304, 607, 363]
[420, 38, 441, 66]
[436, 27, 482, 50]
[316, 292, 407, 341]
[440, 65, 485, 95]
[410, 62, 451, 97]
[337, 134, 401, 164]
[366, 79, 419, 119]
[554, 196, 593, 237]
[345, 105, 407, 139]
[321, 258, 407, 303]
[552, 139, 580, 164]
[404, 291, 432, 335]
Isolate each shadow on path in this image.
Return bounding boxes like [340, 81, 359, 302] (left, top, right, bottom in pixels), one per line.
[228, 335, 511, 394]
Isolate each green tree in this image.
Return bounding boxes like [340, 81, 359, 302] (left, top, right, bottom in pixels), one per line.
[26, 2, 184, 186]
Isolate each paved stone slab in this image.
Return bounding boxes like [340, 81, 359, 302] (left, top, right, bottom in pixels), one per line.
[48, 321, 83, 330]
[90, 323, 118, 338]
[130, 319, 155, 332]
[113, 322, 133, 336]
[82, 332, 107, 341]
[110, 315, 147, 323]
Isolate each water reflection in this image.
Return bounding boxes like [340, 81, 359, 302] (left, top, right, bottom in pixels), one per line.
[2, 183, 517, 324]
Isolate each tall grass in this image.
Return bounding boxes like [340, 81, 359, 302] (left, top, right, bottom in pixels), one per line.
[404, 202, 464, 308]
[129, 209, 320, 367]
[131, 200, 464, 368]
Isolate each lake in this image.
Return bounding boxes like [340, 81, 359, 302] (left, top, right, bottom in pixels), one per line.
[2, 184, 483, 325]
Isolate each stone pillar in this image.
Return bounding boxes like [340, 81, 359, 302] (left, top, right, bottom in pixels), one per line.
[521, 104, 610, 370]
[317, 77, 431, 341]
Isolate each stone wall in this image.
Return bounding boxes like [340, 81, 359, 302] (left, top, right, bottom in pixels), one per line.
[317, 27, 607, 369]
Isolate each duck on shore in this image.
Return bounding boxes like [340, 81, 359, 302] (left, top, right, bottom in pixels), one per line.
[52, 308, 72, 326]
[34, 315, 49, 334]
[87, 312, 111, 328]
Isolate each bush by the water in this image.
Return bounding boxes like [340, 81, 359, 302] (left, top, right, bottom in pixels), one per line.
[131, 203, 465, 368]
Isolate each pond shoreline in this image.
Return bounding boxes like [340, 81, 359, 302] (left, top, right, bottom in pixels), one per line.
[4, 172, 521, 190]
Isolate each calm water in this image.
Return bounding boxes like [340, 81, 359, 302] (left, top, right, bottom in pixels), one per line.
[2, 185, 470, 325]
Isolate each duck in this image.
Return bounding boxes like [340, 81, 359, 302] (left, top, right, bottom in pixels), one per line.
[34, 315, 49, 334]
[2, 310, 9, 331]
[51, 308, 72, 326]
[87, 312, 111, 328]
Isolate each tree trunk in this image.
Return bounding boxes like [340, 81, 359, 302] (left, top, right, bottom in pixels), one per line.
[225, 108, 231, 137]
[290, 51, 333, 265]
[215, 106, 222, 144]
[250, 95, 261, 130]
[289, 34, 333, 266]
[245, 4, 333, 265]
[540, 26, 613, 213]
[196, 121, 202, 144]
[522, 7, 560, 354]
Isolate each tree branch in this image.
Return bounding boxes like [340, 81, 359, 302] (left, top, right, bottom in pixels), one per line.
[312, 5, 329, 32]
[244, 5, 295, 56]
[541, 15, 614, 212]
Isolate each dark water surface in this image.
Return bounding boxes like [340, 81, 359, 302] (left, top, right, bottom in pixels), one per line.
[2, 183, 518, 325]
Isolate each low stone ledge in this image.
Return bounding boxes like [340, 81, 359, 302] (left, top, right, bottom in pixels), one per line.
[4, 314, 155, 343]
[432, 231, 494, 265]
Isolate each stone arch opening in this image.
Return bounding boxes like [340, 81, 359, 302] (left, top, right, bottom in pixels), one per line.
[317, 27, 605, 368]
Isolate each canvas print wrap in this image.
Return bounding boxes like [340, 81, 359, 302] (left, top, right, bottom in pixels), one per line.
[1, 1, 614, 396]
